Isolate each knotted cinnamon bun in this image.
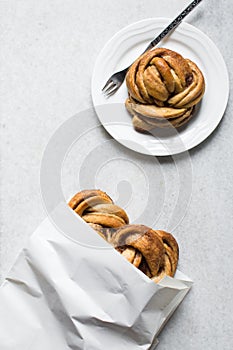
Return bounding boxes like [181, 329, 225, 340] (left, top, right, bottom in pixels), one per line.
[68, 189, 129, 241]
[69, 190, 179, 282]
[125, 48, 205, 133]
[111, 224, 179, 283]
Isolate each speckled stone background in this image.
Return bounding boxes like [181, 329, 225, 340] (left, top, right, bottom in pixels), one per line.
[0, 0, 233, 349]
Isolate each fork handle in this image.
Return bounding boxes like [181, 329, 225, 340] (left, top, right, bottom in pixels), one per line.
[144, 0, 203, 52]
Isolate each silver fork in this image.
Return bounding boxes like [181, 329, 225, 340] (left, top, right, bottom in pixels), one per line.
[102, 0, 203, 97]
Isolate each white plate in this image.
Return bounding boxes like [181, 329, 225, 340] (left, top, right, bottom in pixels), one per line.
[91, 18, 229, 156]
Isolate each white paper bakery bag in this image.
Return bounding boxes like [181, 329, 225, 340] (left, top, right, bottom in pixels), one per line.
[0, 202, 192, 350]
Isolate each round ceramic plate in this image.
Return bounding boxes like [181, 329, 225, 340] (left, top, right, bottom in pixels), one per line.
[91, 18, 229, 156]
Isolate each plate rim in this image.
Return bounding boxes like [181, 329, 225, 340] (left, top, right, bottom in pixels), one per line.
[91, 17, 229, 156]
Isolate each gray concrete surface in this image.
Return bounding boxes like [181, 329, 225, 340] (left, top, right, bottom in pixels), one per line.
[0, 0, 233, 349]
